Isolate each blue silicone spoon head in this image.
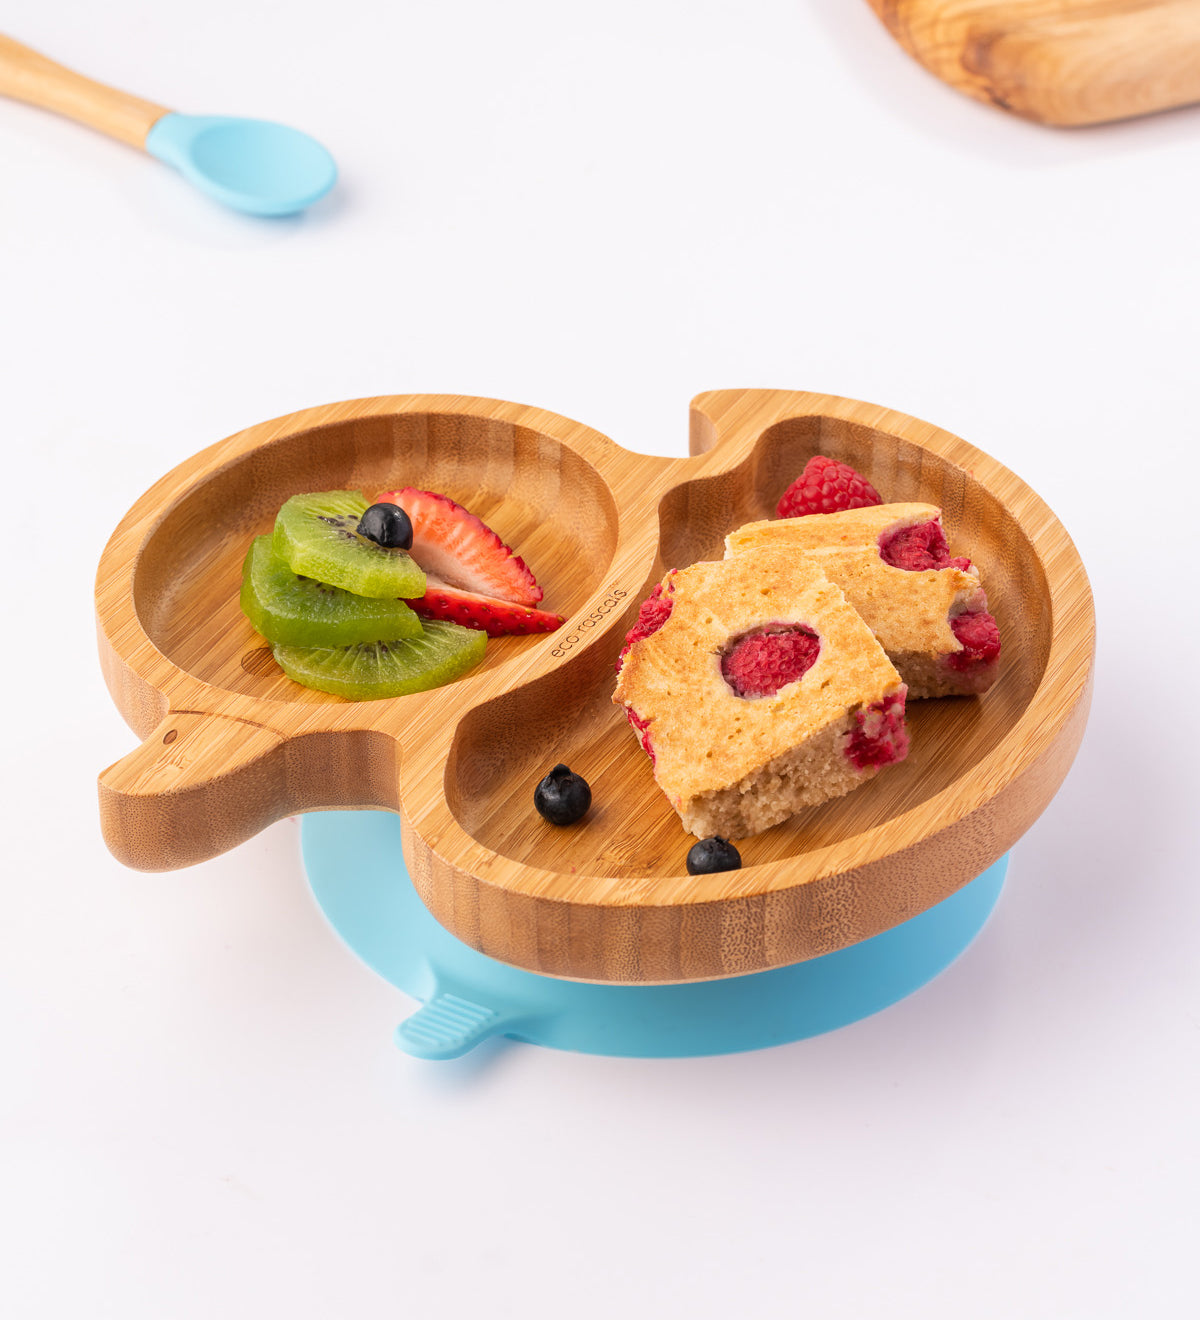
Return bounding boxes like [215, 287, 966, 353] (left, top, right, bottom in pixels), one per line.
[145, 112, 336, 216]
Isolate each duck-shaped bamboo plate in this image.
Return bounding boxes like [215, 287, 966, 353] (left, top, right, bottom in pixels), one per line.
[96, 389, 1095, 985]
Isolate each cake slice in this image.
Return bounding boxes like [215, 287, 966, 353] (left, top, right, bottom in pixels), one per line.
[613, 552, 909, 839]
[725, 503, 1000, 698]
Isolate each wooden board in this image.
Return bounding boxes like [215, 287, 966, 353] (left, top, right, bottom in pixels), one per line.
[95, 390, 1095, 984]
[866, 0, 1200, 125]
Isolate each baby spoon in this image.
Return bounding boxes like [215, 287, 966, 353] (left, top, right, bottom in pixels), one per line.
[0, 34, 336, 216]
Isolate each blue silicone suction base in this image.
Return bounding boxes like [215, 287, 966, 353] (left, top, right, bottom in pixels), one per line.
[301, 811, 1007, 1060]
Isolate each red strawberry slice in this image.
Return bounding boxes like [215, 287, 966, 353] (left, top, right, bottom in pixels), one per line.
[404, 581, 563, 637]
[776, 456, 882, 519]
[376, 487, 542, 605]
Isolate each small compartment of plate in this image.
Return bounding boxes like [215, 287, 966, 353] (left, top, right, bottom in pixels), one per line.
[130, 409, 620, 700]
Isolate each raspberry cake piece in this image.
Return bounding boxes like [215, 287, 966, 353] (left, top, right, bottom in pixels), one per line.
[725, 503, 1000, 699]
[613, 552, 909, 839]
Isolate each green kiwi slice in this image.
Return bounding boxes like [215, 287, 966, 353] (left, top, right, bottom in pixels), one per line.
[273, 491, 427, 599]
[271, 619, 487, 700]
[240, 536, 422, 647]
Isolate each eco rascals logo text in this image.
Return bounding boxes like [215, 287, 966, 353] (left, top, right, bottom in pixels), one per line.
[550, 587, 628, 657]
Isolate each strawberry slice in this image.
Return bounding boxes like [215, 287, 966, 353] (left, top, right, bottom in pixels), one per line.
[376, 487, 542, 605]
[404, 581, 562, 637]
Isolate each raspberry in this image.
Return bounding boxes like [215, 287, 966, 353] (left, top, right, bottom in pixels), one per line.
[625, 707, 656, 764]
[721, 625, 821, 698]
[948, 610, 1001, 670]
[844, 691, 909, 770]
[616, 575, 676, 672]
[879, 519, 972, 573]
[776, 456, 882, 519]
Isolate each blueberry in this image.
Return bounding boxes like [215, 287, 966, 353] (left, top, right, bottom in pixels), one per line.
[357, 502, 414, 550]
[534, 763, 592, 825]
[685, 836, 741, 875]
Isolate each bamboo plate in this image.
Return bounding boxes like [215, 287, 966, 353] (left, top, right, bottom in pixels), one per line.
[96, 389, 1095, 984]
[865, 0, 1200, 126]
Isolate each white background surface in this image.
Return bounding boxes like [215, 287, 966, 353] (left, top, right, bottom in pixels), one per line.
[2, 2, 1198, 1316]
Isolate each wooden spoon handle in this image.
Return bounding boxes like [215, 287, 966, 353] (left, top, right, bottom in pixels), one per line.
[0, 34, 168, 147]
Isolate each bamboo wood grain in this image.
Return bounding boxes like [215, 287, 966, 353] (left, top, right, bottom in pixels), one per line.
[866, 0, 1200, 125]
[0, 34, 167, 147]
[96, 391, 1095, 983]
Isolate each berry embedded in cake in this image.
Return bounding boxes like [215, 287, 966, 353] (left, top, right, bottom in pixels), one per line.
[725, 503, 1001, 699]
[878, 517, 972, 573]
[720, 625, 821, 698]
[616, 573, 676, 673]
[613, 553, 909, 839]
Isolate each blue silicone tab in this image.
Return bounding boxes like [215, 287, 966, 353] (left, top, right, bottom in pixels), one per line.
[145, 112, 336, 216]
[301, 811, 1008, 1060]
[396, 993, 512, 1061]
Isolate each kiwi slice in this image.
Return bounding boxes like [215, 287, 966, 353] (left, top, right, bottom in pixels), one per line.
[272, 619, 487, 700]
[240, 536, 423, 647]
[273, 491, 427, 599]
